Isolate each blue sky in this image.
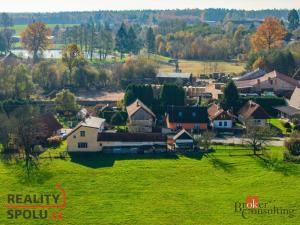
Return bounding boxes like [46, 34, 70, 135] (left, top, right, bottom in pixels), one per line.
[1, 0, 300, 12]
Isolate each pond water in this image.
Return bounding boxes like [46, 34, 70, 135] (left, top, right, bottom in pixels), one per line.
[11, 49, 112, 59]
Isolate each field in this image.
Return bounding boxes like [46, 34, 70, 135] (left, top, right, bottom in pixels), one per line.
[1, 145, 300, 225]
[159, 60, 245, 76]
[4, 24, 78, 35]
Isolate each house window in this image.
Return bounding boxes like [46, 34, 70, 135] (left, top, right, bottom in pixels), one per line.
[80, 131, 86, 137]
[219, 121, 222, 127]
[178, 112, 183, 117]
[192, 112, 196, 117]
[224, 121, 228, 127]
[78, 142, 88, 148]
[73, 135, 76, 139]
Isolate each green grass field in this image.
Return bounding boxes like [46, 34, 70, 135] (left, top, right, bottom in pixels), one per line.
[1, 24, 78, 35]
[159, 60, 245, 76]
[1, 145, 299, 225]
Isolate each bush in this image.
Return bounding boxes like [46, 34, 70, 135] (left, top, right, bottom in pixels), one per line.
[284, 132, 300, 156]
[283, 122, 292, 129]
[111, 112, 126, 126]
[284, 150, 300, 163]
[294, 124, 300, 131]
[286, 128, 292, 133]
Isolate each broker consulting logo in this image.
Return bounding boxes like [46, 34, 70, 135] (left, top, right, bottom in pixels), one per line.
[6, 183, 66, 221]
[235, 196, 296, 219]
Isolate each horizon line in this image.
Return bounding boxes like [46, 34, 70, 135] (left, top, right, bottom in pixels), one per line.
[1, 7, 300, 14]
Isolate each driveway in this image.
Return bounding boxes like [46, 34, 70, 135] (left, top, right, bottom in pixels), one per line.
[211, 137, 285, 147]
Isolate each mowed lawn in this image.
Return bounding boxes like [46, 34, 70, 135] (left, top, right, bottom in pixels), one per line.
[0, 146, 300, 225]
[159, 60, 245, 76]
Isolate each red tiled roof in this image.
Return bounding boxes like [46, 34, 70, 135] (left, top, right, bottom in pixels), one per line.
[207, 104, 233, 120]
[235, 70, 300, 89]
[238, 101, 270, 120]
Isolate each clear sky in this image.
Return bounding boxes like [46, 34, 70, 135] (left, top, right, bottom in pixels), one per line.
[1, 0, 300, 13]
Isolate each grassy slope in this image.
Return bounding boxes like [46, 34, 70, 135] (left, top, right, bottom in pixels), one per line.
[0, 146, 300, 225]
[159, 60, 245, 76]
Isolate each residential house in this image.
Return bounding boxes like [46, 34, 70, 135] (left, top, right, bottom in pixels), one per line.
[165, 106, 209, 131]
[238, 101, 270, 126]
[67, 116, 106, 152]
[167, 129, 194, 150]
[208, 104, 234, 129]
[126, 99, 156, 133]
[235, 70, 300, 97]
[0, 52, 24, 65]
[275, 87, 300, 120]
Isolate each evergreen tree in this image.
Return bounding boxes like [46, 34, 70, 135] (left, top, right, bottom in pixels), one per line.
[146, 27, 156, 55]
[160, 84, 185, 107]
[116, 23, 128, 59]
[288, 9, 299, 31]
[220, 80, 240, 113]
[127, 26, 138, 54]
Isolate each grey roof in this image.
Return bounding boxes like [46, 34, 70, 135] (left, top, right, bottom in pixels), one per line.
[81, 116, 105, 128]
[236, 68, 266, 81]
[274, 106, 300, 116]
[289, 87, 300, 109]
[157, 72, 191, 79]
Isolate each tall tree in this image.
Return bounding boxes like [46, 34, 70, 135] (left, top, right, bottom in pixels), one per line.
[127, 26, 138, 54]
[220, 80, 240, 113]
[116, 23, 128, 59]
[146, 27, 156, 55]
[160, 84, 185, 107]
[21, 22, 52, 63]
[0, 13, 13, 28]
[55, 89, 78, 114]
[251, 17, 287, 52]
[288, 9, 300, 31]
[62, 43, 83, 84]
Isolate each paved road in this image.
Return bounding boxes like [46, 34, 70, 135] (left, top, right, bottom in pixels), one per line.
[211, 137, 285, 147]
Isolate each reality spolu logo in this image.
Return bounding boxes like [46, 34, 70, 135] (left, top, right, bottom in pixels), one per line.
[6, 183, 66, 220]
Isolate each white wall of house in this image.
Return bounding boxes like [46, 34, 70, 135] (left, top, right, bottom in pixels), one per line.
[212, 120, 232, 128]
[67, 127, 100, 152]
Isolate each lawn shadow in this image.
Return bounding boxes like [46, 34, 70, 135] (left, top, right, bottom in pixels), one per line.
[206, 154, 236, 173]
[179, 151, 205, 160]
[70, 152, 116, 168]
[70, 152, 179, 168]
[254, 155, 300, 176]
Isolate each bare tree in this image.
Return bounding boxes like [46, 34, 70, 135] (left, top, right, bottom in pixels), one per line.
[195, 131, 215, 152]
[243, 119, 276, 155]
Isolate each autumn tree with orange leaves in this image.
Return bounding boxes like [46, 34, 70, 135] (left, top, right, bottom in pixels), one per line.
[251, 17, 287, 52]
[21, 22, 52, 63]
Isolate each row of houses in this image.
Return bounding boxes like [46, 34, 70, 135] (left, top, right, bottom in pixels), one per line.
[66, 99, 270, 153]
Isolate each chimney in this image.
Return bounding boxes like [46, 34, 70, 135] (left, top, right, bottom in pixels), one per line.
[136, 100, 140, 107]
